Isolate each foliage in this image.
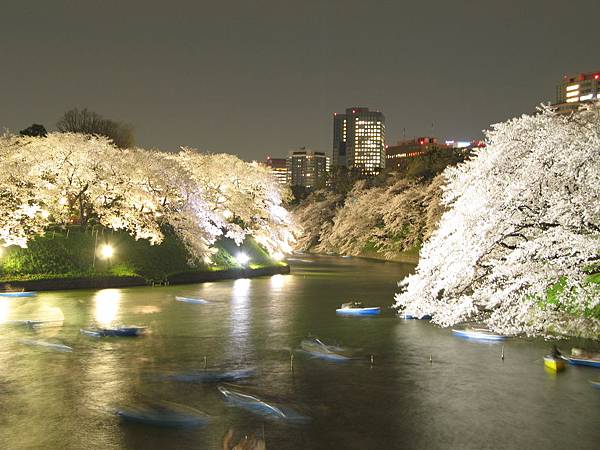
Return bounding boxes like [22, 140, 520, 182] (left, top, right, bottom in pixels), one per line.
[56, 108, 135, 148]
[394, 105, 600, 338]
[19, 124, 47, 137]
[0, 132, 295, 267]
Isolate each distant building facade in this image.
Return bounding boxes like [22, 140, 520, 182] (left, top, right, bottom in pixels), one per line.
[287, 149, 329, 188]
[554, 70, 600, 114]
[333, 107, 385, 175]
[386, 137, 484, 169]
[265, 156, 288, 185]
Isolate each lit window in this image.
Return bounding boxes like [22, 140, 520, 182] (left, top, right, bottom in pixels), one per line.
[566, 90, 579, 98]
[566, 84, 579, 91]
[566, 97, 579, 103]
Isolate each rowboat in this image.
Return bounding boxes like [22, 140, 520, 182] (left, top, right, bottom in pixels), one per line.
[19, 339, 73, 352]
[300, 337, 351, 361]
[336, 302, 380, 316]
[116, 404, 208, 428]
[567, 348, 600, 368]
[175, 296, 209, 304]
[0, 291, 37, 298]
[567, 356, 600, 368]
[589, 380, 600, 389]
[161, 368, 255, 383]
[544, 355, 566, 372]
[218, 386, 309, 423]
[401, 313, 432, 320]
[451, 328, 507, 341]
[80, 326, 146, 337]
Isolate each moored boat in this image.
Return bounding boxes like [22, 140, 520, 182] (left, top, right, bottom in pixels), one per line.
[401, 313, 432, 320]
[336, 301, 380, 316]
[451, 328, 507, 341]
[80, 326, 146, 337]
[567, 348, 600, 368]
[0, 291, 37, 298]
[175, 296, 209, 304]
[161, 368, 255, 383]
[299, 337, 351, 361]
[116, 403, 208, 428]
[589, 379, 600, 389]
[544, 355, 566, 372]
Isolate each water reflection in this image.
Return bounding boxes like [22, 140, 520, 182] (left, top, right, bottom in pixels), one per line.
[229, 278, 251, 354]
[93, 289, 121, 326]
[270, 274, 286, 290]
[0, 299, 10, 324]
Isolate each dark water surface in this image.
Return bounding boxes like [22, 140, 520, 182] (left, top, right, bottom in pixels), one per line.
[0, 256, 598, 449]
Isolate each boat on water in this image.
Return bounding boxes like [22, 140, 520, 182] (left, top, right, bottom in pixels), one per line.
[400, 313, 432, 320]
[161, 368, 255, 383]
[566, 348, 600, 368]
[19, 339, 73, 352]
[116, 403, 208, 428]
[218, 386, 309, 423]
[336, 301, 380, 316]
[175, 296, 209, 304]
[80, 326, 146, 337]
[589, 379, 600, 389]
[299, 337, 351, 361]
[0, 291, 37, 298]
[451, 328, 507, 341]
[544, 355, 566, 372]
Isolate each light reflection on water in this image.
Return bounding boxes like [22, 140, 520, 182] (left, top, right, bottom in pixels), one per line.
[93, 289, 121, 326]
[0, 299, 9, 324]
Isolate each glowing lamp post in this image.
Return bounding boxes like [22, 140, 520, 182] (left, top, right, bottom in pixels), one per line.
[100, 244, 114, 260]
[236, 252, 250, 267]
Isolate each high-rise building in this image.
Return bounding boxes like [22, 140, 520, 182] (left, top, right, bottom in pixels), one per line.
[287, 149, 329, 189]
[265, 156, 288, 185]
[386, 137, 485, 170]
[554, 70, 600, 114]
[333, 107, 385, 175]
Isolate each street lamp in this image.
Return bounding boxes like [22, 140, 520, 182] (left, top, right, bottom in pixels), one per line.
[100, 244, 114, 260]
[236, 252, 250, 266]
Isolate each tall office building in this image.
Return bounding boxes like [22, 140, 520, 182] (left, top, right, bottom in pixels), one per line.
[554, 70, 600, 114]
[333, 107, 385, 175]
[287, 149, 329, 189]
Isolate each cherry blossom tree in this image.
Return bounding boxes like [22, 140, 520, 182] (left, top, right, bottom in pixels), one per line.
[395, 105, 600, 338]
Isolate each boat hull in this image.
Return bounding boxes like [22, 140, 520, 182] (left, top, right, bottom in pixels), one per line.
[336, 307, 380, 316]
[452, 329, 506, 341]
[0, 291, 37, 298]
[589, 380, 600, 389]
[567, 357, 600, 368]
[544, 356, 566, 372]
[175, 296, 209, 304]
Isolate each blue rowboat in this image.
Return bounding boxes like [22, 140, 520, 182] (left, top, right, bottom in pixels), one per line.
[175, 296, 209, 304]
[80, 326, 146, 337]
[19, 339, 73, 352]
[336, 304, 380, 316]
[452, 328, 507, 341]
[116, 405, 208, 428]
[300, 337, 351, 361]
[401, 313, 432, 320]
[218, 386, 309, 423]
[567, 356, 600, 368]
[589, 380, 600, 389]
[0, 291, 37, 298]
[161, 368, 255, 383]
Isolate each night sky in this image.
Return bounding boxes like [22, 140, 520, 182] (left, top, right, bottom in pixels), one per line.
[1, 0, 598, 161]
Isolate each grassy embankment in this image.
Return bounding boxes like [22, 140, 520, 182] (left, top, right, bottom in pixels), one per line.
[0, 227, 287, 287]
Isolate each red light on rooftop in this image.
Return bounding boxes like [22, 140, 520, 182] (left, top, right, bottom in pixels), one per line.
[419, 139, 425, 145]
[595, 74, 600, 80]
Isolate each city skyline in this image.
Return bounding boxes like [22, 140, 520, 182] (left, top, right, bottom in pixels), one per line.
[1, 1, 599, 161]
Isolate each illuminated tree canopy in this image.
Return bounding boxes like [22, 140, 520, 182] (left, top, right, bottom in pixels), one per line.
[395, 105, 600, 338]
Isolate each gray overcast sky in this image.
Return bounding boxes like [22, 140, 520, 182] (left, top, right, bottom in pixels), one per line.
[1, 0, 598, 160]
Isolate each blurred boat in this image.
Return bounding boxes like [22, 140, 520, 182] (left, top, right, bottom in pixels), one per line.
[566, 348, 600, 368]
[300, 337, 351, 361]
[175, 296, 209, 304]
[19, 339, 72, 352]
[80, 326, 146, 337]
[452, 328, 507, 341]
[218, 386, 309, 423]
[336, 302, 380, 316]
[0, 291, 37, 298]
[161, 368, 255, 383]
[400, 313, 432, 320]
[116, 402, 208, 428]
[544, 355, 566, 372]
[589, 379, 600, 389]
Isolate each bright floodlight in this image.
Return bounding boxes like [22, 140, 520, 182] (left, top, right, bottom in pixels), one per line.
[273, 252, 284, 261]
[236, 252, 250, 266]
[100, 244, 114, 259]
